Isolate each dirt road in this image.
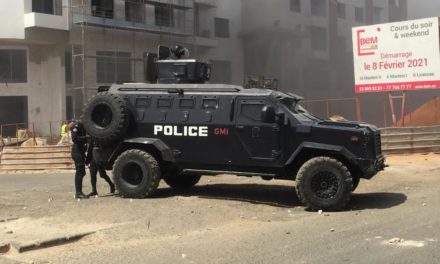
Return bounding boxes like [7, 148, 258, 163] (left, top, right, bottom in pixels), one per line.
[1, 153, 440, 264]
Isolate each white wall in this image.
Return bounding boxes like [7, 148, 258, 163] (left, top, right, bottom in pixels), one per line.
[0, 43, 66, 136]
[0, 0, 25, 39]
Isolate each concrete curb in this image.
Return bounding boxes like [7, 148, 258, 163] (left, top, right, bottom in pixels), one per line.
[10, 231, 95, 253]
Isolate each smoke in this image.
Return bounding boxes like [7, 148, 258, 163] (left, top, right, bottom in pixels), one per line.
[408, 0, 440, 19]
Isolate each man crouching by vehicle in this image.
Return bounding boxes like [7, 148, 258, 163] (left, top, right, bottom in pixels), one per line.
[86, 138, 115, 196]
[71, 120, 89, 199]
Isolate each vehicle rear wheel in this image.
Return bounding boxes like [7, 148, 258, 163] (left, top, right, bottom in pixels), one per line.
[296, 156, 353, 211]
[113, 149, 161, 198]
[163, 173, 201, 190]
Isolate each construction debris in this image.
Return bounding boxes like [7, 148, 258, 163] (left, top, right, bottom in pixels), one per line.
[21, 138, 47, 147]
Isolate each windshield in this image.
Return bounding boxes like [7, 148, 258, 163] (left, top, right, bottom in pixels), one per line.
[277, 96, 322, 121]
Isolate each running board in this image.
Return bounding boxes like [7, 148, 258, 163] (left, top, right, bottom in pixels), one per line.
[182, 169, 276, 178]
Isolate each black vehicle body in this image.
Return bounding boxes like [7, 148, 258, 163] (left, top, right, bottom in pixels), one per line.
[82, 52, 385, 211]
[92, 83, 384, 179]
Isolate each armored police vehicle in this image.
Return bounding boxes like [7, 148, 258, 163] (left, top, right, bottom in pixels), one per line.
[81, 46, 385, 211]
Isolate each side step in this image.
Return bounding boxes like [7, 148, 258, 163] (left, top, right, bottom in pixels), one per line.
[182, 169, 276, 178]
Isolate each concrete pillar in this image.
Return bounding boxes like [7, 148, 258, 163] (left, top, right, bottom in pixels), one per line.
[27, 45, 66, 136]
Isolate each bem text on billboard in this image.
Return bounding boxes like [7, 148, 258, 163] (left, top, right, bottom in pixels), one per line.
[352, 17, 440, 93]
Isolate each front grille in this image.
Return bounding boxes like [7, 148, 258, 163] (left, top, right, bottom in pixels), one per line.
[374, 131, 382, 156]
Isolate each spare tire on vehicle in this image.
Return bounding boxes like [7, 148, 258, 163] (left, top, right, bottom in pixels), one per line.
[82, 92, 129, 145]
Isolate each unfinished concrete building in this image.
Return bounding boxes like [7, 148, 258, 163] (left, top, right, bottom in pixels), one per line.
[0, 0, 242, 136]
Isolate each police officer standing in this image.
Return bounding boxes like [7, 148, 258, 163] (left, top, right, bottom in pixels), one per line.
[71, 120, 89, 199]
[85, 138, 115, 196]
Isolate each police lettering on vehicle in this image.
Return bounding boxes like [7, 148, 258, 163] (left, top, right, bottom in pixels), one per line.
[154, 125, 208, 137]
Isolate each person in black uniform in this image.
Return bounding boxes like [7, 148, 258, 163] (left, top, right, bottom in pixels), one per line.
[70, 120, 89, 199]
[85, 138, 115, 196]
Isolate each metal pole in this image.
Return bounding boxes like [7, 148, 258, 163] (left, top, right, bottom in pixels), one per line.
[401, 92, 406, 127]
[32, 123, 36, 145]
[326, 101, 330, 118]
[355, 97, 361, 122]
[388, 92, 397, 126]
[81, 0, 86, 105]
[49, 121, 53, 144]
[383, 97, 387, 128]
[436, 96, 439, 124]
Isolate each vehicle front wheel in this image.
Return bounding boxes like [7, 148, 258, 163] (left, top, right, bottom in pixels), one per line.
[295, 156, 353, 211]
[113, 149, 161, 198]
[163, 173, 201, 190]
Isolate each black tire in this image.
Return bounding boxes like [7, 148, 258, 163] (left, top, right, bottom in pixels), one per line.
[296, 157, 353, 211]
[82, 92, 129, 145]
[352, 176, 360, 192]
[163, 173, 201, 190]
[113, 149, 161, 198]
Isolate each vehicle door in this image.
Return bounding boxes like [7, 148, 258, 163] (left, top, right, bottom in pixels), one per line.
[234, 97, 281, 165]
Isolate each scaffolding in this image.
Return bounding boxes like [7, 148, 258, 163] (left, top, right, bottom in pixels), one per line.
[68, 0, 196, 117]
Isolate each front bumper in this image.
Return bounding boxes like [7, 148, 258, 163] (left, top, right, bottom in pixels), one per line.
[359, 155, 386, 179]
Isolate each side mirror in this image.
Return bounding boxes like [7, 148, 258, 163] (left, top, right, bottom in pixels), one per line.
[261, 105, 276, 123]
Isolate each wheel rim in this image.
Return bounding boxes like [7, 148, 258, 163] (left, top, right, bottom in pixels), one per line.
[91, 104, 113, 129]
[122, 162, 144, 186]
[310, 171, 339, 200]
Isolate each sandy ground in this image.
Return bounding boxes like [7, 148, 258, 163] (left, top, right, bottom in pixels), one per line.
[0, 153, 440, 264]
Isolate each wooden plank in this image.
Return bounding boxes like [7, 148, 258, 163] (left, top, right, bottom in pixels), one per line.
[2, 146, 71, 154]
[1, 153, 72, 159]
[0, 164, 75, 170]
[0, 159, 74, 165]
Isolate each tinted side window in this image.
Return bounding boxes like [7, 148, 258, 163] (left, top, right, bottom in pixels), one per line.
[241, 104, 265, 122]
[136, 97, 151, 107]
[157, 98, 172, 108]
[202, 99, 218, 109]
[179, 98, 195, 109]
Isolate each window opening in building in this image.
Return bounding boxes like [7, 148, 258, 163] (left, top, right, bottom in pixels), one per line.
[355, 7, 364, 23]
[96, 51, 131, 83]
[126, 0, 145, 23]
[373, 7, 382, 23]
[155, 4, 174, 27]
[290, 0, 301, 13]
[0, 96, 28, 137]
[337, 3, 346, 19]
[32, 0, 54, 15]
[311, 0, 326, 17]
[91, 0, 114, 19]
[215, 17, 230, 38]
[0, 50, 27, 83]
